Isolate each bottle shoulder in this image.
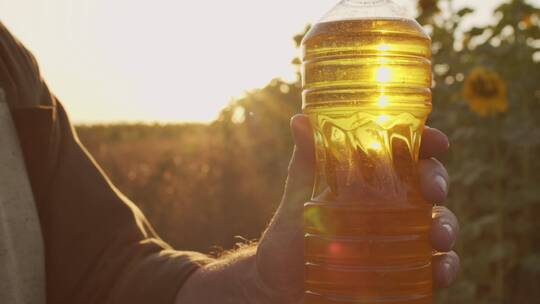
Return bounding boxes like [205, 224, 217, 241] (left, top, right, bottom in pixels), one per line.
[302, 18, 431, 46]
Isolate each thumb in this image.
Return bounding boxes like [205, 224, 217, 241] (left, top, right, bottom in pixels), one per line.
[255, 114, 315, 296]
[278, 114, 315, 221]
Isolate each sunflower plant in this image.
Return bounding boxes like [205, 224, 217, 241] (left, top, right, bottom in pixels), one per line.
[417, 0, 540, 303]
[462, 67, 509, 117]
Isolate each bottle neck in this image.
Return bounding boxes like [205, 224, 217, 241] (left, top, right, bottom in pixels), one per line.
[319, 0, 410, 23]
[342, 0, 390, 7]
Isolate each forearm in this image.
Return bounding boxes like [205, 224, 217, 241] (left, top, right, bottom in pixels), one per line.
[175, 246, 271, 304]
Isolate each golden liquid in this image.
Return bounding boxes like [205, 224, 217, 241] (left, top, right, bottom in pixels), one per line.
[302, 19, 433, 303]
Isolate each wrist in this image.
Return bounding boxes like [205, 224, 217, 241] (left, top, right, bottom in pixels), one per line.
[242, 249, 303, 304]
[219, 246, 288, 304]
[237, 253, 277, 304]
[175, 246, 266, 304]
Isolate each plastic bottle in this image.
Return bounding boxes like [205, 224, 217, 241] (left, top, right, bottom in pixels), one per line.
[301, 1, 433, 303]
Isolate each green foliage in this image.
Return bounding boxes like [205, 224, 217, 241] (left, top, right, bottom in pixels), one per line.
[77, 0, 540, 302]
[419, 0, 540, 303]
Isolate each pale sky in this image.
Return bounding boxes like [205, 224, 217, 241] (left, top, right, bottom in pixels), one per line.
[0, 0, 533, 123]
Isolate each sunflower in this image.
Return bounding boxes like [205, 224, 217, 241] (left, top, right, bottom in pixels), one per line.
[462, 67, 509, 117]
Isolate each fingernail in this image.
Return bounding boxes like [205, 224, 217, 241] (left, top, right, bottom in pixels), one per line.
[435, 175, 448, 196]
[443, 262, 456, 285]
[442, 223, 455, 248]
[443, 135, 450, 149]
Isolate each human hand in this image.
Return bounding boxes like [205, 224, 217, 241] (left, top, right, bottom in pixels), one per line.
[255, 114, 460, 303]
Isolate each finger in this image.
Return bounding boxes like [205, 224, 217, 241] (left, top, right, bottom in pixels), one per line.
[433, 251, 460, 288]
[431, 206, 459, 252]
[419, 157, 449, 204]
[289, 114, 314, 163]
[274, 114, 315, 224]
[420, 127, 450, 159]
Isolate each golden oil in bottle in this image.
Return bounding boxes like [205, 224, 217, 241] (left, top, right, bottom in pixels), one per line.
[302, 16, 433, 304]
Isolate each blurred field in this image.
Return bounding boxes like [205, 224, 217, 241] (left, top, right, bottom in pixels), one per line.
[77, 79, 299, 254]
[78, 1, 539, 303]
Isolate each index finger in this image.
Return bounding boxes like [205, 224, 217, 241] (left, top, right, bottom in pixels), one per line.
[420, 126, 450, 159]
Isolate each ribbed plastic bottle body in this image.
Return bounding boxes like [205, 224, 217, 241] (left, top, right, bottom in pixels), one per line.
[301, 2, 433, 303]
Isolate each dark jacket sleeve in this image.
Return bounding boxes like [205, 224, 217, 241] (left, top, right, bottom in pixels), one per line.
[0, 22, 213, 304]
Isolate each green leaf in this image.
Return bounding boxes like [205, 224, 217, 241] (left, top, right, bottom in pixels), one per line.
[487, 241, 517, 262]
[462, 214, 498, 240]
[521, 255, 540, 273]
[468, 27, 486, 37]
[458, 8, 475, 17]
